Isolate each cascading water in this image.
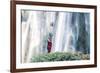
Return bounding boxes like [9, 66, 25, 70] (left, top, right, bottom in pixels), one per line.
[52, 12, 80, 53]
[21, 10, 90, 63]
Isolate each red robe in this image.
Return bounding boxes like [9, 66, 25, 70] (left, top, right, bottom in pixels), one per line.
[47, 41, 52, 53]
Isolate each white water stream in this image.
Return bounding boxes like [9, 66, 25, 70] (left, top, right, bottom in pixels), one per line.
[21, 11, 90, 63]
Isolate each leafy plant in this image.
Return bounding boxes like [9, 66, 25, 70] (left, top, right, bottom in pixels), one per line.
[31, 52, 90, 62]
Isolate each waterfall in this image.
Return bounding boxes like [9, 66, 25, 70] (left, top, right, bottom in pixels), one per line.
[22, 11, 32, 63]
[52, 12, 79, 53]
[53, 12, 67, 52]
[21, 10, 90, 63]
[25, 11, 41, 62]
[63, 12, 74, 52]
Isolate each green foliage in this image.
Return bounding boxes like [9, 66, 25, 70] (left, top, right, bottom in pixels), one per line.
[31, 52, 90, 62]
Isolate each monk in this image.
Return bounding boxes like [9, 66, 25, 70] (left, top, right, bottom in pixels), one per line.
[47, 37, 52, 53]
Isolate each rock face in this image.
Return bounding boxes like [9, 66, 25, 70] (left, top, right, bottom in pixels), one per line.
[21, 10, 90, 63]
